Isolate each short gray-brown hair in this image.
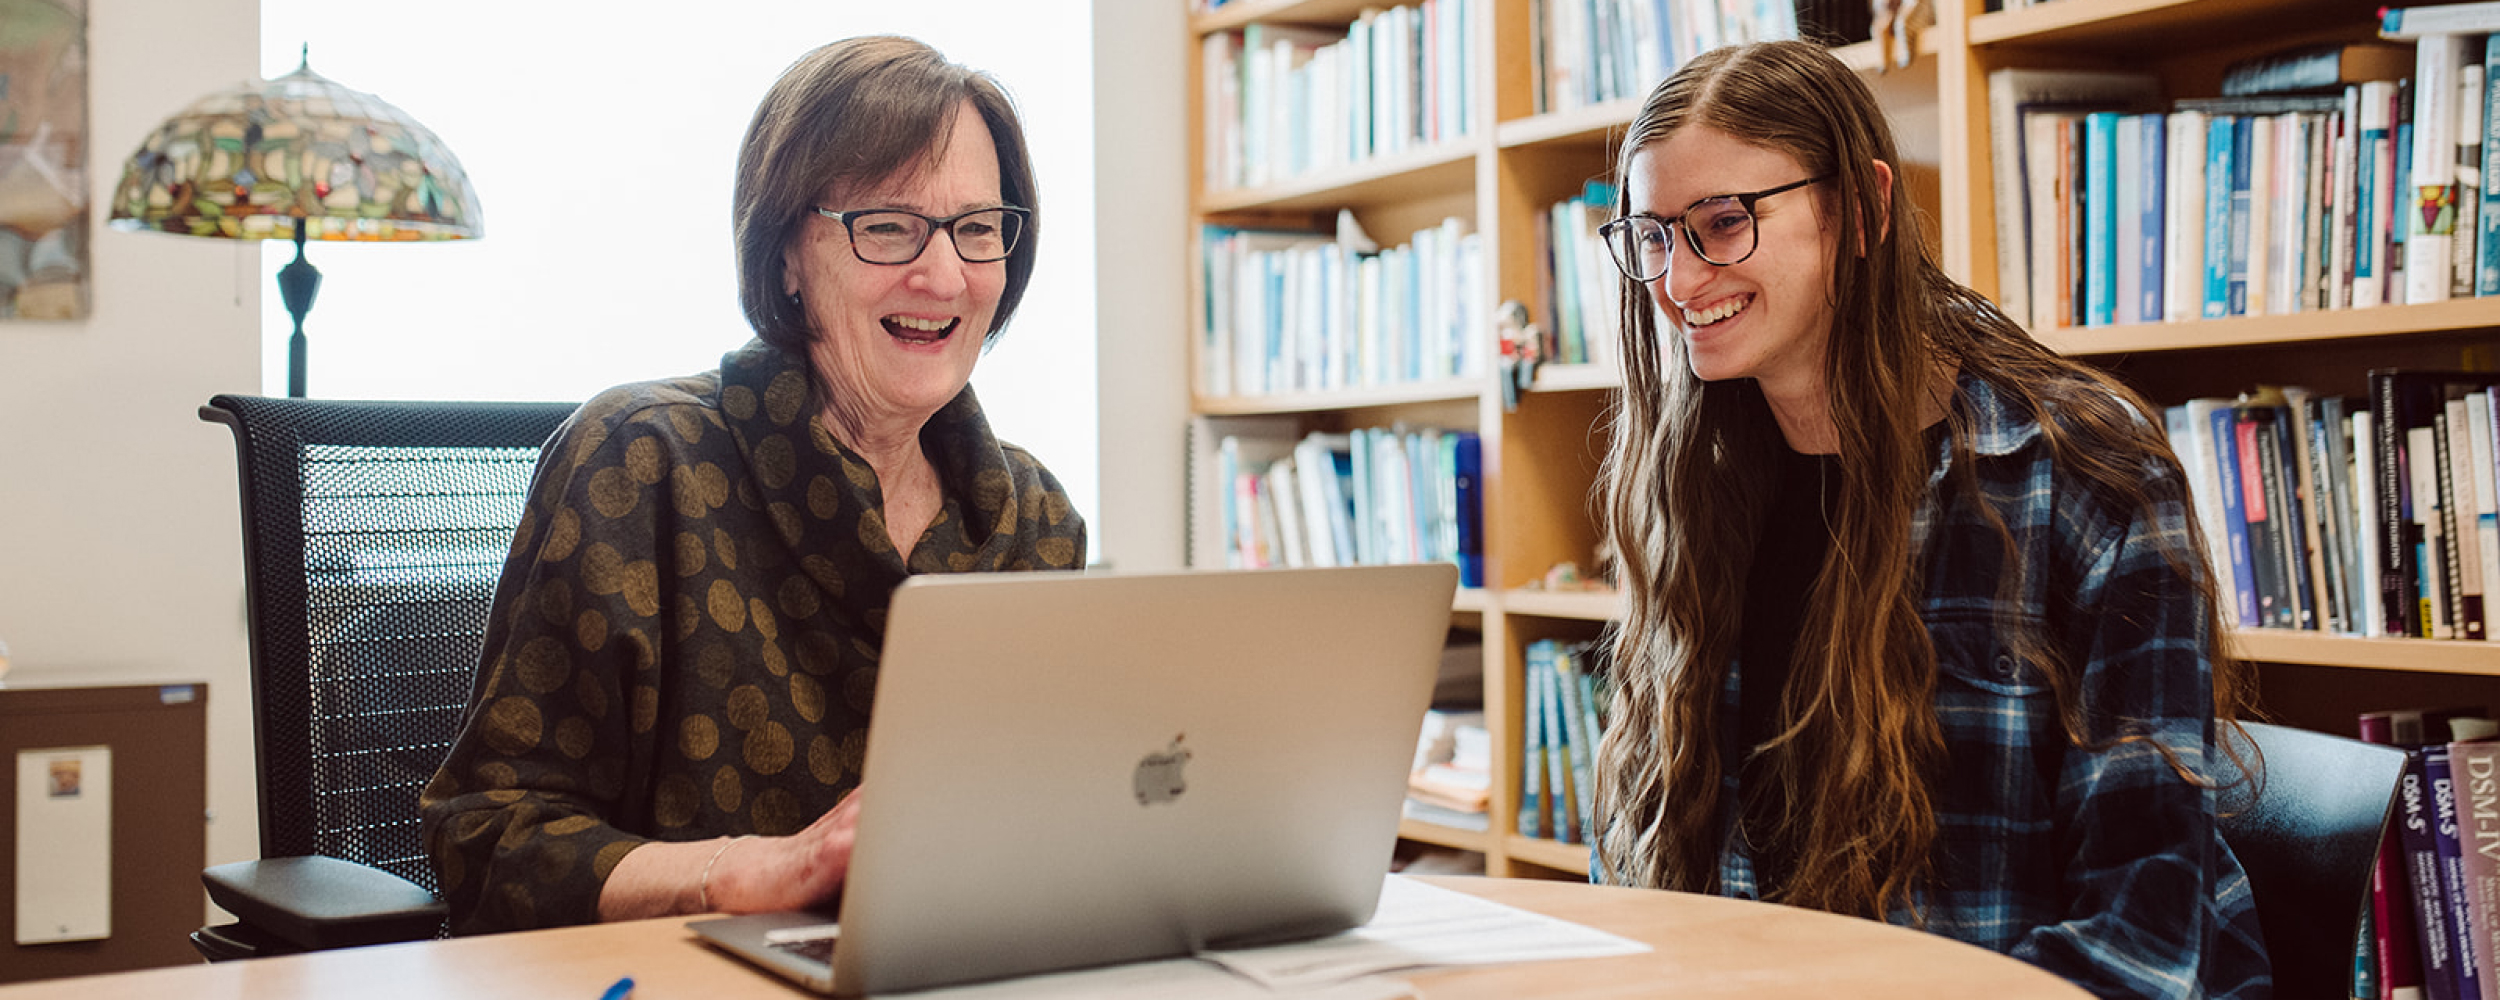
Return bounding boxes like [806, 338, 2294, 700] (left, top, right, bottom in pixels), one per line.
[733, 36, 1038, 354]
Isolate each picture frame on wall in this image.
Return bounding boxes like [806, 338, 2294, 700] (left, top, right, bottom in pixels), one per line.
[0, 0, 87, 320]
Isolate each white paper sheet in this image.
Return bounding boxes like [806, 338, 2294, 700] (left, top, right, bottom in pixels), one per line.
[874, 959, 1413, 999]
[16, 745, 112, 944]
[1197, 875, 1651, 990]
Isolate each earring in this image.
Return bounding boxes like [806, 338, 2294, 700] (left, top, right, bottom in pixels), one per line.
[787, 289, 802, 305]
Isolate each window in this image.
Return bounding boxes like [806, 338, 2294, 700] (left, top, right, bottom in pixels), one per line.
[259, 1, 1100, 548]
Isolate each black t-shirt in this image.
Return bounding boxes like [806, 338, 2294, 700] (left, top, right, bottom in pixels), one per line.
[1734, 441, 1840, 898]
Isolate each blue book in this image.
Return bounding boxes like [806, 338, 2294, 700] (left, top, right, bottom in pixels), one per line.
[2360, 86, 2392, 300]
[1539, 651, 1575, 842]
[2204, 115, 2238, 318]
[2431, 745, 2484, 1000]
[1553, 644, 1598, 843]
[2138, 113, 2168, 323]
[2397, 78, 2417, 300]
[1518, 639, 1548, 838]
[2114, 115, 2145, 324]
[2227, 116, 2255, 316]
[2210, 404, 2263, 624]
[2482, 34, 2500, 295]
[1451, 431, 1483, 588]
[2402, 747, 2467, 1000]
[2085, 111, 2121, 326]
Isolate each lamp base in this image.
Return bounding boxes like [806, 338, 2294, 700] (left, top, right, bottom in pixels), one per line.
[277, 226, 322, 398]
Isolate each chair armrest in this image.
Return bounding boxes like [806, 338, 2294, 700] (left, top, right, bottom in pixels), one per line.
[202, 855, 445, 951]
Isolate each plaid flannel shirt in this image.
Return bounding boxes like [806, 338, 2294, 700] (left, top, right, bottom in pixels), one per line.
[1625, 375, 2272, 998]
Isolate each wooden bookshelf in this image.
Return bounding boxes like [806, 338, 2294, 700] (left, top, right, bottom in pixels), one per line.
[1185, 0, 2500, 879]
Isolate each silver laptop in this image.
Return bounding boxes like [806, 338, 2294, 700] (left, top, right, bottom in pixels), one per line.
[688, 563, 1460, 995]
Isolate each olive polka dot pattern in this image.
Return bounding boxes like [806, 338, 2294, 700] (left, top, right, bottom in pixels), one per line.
[417, 339, 1086, 936]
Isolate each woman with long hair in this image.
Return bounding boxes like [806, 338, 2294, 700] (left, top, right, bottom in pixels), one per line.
[1589, 40, 2268, 996]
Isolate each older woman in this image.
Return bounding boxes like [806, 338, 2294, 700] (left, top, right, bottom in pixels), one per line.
[419, 35, 1086, 935]
[1587, 41, 2266, 997]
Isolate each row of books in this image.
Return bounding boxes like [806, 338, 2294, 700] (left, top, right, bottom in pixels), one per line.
[1519, 638, 1609, 845]
[2168, 371, 2500, 640]
[1529, 0, 1800, 115]
[1200, 0, 1478, 193]
[1198, 218, 1487, 399]
[1408, 707, 1492, 831]
[2357, 707, 2500, 1000]
[1533, 181, 1627, 369]
[1987, 37, 2500, 333]
[1196, 421, 1486, 585]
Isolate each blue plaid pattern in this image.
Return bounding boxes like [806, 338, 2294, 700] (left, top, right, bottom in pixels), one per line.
[1640, 376, 2271, 998]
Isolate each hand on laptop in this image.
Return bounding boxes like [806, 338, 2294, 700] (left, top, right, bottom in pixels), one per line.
[706, 787, 863, 914]
[596, 787, 862, 921]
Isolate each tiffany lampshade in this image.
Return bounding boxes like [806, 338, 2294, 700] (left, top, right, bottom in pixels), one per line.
[106, 52, 481, 397]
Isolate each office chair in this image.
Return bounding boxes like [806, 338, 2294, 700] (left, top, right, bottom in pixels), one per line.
[2217, 721, 2409, 999]
[193, 395, 575, 960]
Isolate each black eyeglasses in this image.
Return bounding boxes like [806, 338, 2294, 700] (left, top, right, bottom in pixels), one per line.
[810, 205, 1030, 265]
[1597, 176, 1831, 283]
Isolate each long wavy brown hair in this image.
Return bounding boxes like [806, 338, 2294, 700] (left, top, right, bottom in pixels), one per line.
[1589, 40, 2256, 921]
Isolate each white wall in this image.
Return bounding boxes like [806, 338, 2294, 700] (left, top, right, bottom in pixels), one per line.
[0, 0, 264, 885]
[1092, 0, 1189, 573]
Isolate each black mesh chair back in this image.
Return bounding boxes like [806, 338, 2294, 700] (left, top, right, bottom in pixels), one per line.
[2217, 721, 2409, 1000]
[203, 395, 574, 894]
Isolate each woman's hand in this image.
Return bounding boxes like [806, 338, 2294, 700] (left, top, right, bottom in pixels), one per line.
[709, 788, 864, 913]
[595, 787, 864, 921]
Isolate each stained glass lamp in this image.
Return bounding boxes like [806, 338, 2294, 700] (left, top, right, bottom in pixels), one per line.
[106, 51, 481, 397]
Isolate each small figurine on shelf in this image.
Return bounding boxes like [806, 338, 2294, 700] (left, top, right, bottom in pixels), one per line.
[1495, 299, 1543, 413]
[1869, 0, 1929, 70]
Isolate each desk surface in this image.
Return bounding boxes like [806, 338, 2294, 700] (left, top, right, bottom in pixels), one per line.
[0, 876, 2085, 999]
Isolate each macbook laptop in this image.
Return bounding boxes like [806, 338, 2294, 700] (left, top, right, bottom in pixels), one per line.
[688, 563, 1460, 995]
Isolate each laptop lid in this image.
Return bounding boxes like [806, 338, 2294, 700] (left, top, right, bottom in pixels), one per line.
[815, 563, 1458, 995]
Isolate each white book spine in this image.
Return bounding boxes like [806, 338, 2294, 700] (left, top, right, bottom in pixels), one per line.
[2409, 33, 2472, 305]
[2168, 111, 2210, 321]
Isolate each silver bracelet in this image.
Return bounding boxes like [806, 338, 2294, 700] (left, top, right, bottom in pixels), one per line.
[699, 835, 754, 913]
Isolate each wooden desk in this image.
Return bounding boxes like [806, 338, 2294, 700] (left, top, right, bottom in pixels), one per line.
[0, 876, 2086, 998]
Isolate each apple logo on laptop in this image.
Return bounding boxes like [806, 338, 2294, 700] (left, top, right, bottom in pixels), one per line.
[1134, 734, 1191, 805]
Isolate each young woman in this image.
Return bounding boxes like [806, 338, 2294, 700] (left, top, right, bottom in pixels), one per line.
[1588, 40, 2269, 997]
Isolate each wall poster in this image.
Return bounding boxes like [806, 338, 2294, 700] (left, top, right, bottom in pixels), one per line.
[0, 0, 85, 320]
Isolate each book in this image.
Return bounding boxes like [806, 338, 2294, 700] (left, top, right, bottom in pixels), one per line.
[2447, 718, 2500, 1000]
[2484, 34, 2500, 296]
[2357, 407, 2390, 638]
[2208, 401, 2265, 625]
[2456, 63, 2486, 298]
[2236, 403, 2298, 627]
[2171, 399, 2251, 625]
[2175, 93, 2350, 116]
[1518, 637, 1547, 838]
[1551, 641, 1599, 844]
[1986, 68, 2160, 327]
[2166, 109, 2211, 321]
[2370, 371, 2496, 637]
[2028, 111, 2082, 329]
[2204, 114, 2240, 318]
[2365, 707, 2493, 1000]
[1535, 641, 1577, 842]
[2363, 709, 2487, 1000]
[2383, 0, 2500, 39]
[2085, 111, 2122, 326]
[2223, 41, 2416, 96]
[2361, 79, 2403, 307]
[2448, 396, 2491, 639]
[2435, 739, 2489, 1000]
[2409, 33, 2475, 306]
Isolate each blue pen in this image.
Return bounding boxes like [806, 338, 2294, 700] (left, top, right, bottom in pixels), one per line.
[598, 976, 634, 1000]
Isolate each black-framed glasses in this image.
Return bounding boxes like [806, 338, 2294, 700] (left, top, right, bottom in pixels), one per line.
[810, 205, 1030, 265]
[1597, 175, 1831, 283]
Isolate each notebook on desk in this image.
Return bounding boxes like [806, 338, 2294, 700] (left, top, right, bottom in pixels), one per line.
[688, 563, 1461, 996]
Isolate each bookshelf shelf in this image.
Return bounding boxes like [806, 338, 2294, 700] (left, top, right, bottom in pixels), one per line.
[1199, 140, 1481, 216]
[1966, 0, 2378, 51]
[1454, 587, 1492, 613]
[1503, 588, 1620, 620]
[2038, 299, 2500, 356]
[1194, 378, 1484, 415]
[1399, 817, 1494, 851]
[1496, 98, 1644, 150]
[1192, 0, 1382, 33]
[1503, 834, 1594, 874]
[1527, 363, 1623, 393]
[2230, 631, 2500, 677]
